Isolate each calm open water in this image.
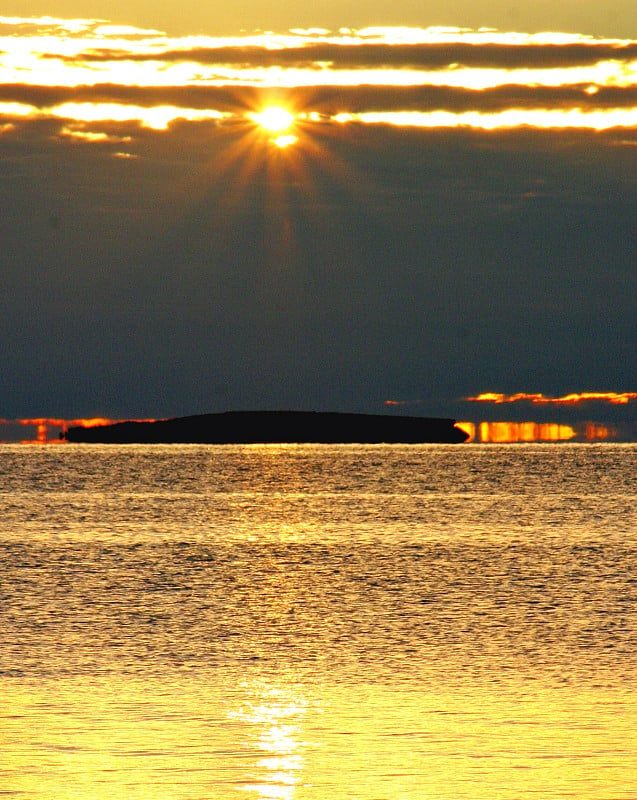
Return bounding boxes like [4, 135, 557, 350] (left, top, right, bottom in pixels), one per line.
[1, 443, 636, 799]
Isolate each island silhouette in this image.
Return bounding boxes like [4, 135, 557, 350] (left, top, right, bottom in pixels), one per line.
[63, 411, 469, 443]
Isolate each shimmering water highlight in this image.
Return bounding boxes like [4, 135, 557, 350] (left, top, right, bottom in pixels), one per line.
[1, 444, 635, 799]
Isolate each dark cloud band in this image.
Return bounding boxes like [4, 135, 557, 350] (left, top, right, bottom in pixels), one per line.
[67, 41, 637, 70]
[4, 82, 637, 116]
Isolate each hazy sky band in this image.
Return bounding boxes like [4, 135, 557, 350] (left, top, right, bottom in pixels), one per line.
[3, 18, 637, 131]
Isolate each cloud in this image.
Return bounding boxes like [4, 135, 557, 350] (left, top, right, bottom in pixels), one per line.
[464, 392, 637, 405]
[71, 40, 637, 71]
[1, 17, 637, 418]
[4, 17, 637, 133]
[3, 116, 636, 411]
[0, 83, 251, 111]
[5, 82, 637, 117]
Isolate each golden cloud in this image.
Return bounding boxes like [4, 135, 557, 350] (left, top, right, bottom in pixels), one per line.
[2, 18, 637, 133]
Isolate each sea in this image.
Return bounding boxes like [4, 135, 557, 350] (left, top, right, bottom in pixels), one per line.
[1, 443, 635, 800]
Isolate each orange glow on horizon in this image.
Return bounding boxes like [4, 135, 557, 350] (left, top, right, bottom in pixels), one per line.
[7, 417, 123, 428]
[0, 417, 163, 443]
[457, 420, 615, 443]
[584, 422, 616, 440]
[0, 416, 625, 444]
[482, 421, 576, 443]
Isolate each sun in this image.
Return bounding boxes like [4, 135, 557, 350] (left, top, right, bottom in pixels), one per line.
[251, 106, 296, 133]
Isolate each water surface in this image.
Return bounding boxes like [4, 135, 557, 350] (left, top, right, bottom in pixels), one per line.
[1, 444, 635, 798]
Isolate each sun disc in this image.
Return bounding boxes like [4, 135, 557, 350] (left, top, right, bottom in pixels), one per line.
[253, 106, 295, 133]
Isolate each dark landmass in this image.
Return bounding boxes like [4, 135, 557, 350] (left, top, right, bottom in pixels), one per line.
[63, 411, 469, 444]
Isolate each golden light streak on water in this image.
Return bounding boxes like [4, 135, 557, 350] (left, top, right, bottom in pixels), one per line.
[231, 684, 308, 800]
[1, 444, 636, 797]
[3, 676, 635, 799]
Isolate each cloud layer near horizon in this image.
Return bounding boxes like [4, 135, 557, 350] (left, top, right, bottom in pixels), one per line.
[1, 17, 637, 419]
[4, 18, 637, 130]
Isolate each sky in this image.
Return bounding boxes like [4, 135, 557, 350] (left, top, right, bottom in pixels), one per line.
[4, 1, 637, 38]
[2, 2, 637, 425]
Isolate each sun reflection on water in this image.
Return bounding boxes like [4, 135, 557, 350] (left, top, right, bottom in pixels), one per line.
[231, 683, 309, 800]
[2, 443, 637, 798]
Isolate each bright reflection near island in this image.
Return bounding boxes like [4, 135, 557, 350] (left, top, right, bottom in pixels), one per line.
[230, 683, 308, 800]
